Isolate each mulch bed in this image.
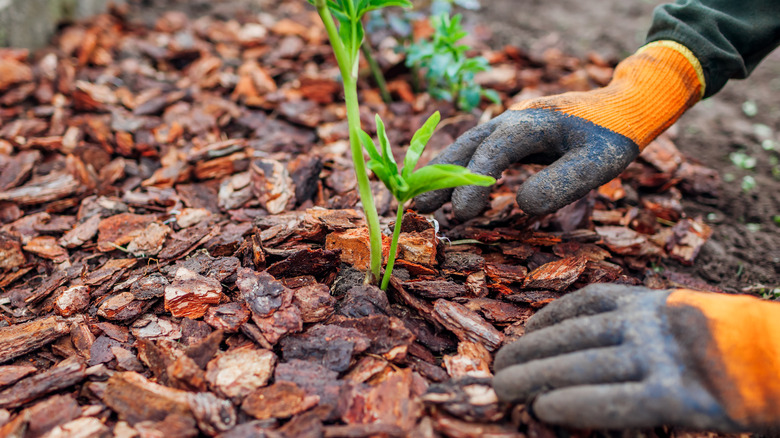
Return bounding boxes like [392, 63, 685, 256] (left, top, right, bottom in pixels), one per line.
[0, 1, 724, 436]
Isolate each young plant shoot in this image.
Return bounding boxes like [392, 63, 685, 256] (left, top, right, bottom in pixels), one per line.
[312, 0, 495, 289]
[310, 0, 414, 284]
[359, 112, 495, 289]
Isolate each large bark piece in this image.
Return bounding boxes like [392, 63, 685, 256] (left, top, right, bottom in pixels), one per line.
[0, 316, 70, 363]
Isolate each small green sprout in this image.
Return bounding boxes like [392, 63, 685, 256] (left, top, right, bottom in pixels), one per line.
[311, 0, 496, 288]
[404, 12, 500, 111]
[741, 175, 757, 192]
[742, 100, 758, 117]
[359, 111, 495, 289]
[729, 151, 757, 170]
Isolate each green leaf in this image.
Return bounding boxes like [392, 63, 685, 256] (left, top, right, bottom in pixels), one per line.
[458, 85, 481, 112]
[367, 159, 395, 192]
[375, 115, 397, 173]
[403, 164, 495, 202]
[359, 129, 382, 162]
[403, 111, 441, 179]
[366, 0, 413, 11]
[482, 88, 501, 104]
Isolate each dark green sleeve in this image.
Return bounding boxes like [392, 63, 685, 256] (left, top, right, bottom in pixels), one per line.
[646, 0, 780, 98]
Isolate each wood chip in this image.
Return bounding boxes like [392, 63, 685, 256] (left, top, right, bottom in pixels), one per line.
[0, 316, 70, 363]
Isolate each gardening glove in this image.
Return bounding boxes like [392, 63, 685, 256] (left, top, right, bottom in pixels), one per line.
[493, 283, 780, 432]
[414, 41, 705, 219]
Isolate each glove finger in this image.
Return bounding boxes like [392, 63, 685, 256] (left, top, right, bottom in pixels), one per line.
[526, 284, 654, 333]
[493, 346, 643, 404]
[450, 111, 565, 221]
[494, 311, 623, 372]
[532, 383, 659, 429]
[413, 120, 498, 213]
[515, 130, 639, 216]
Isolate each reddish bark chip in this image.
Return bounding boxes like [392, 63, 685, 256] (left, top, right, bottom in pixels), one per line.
[104, 372, 193, 425]
[325, 227, 390, 271]
[0, 58, 33, 92]
[0, 233, 25, 270]
[242, 381, 319, 420]
[54, 285, 91, 317]
[97, 213, 156, 252]
[164, 267, 222, 319]
[23, 236, 69, 264]
[665, 218, 713, 265]
[205, 346, 277, 401]
[432, 299, 503, 351]
[204, 302, 251, 332]
[522, 256, 588, 291]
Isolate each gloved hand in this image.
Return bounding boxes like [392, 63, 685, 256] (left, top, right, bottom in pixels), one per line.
[492, 284, 780, 432]
[415, 41, 704, 219]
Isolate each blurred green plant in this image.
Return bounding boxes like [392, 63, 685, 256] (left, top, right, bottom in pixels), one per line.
[741, 175, 757, 192]
[404, 12, 499, 111]
[730, 151, 757, 170]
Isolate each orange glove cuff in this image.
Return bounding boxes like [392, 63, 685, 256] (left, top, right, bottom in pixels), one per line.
[668, 289, 780, 426]
[511, 41, 704, 149]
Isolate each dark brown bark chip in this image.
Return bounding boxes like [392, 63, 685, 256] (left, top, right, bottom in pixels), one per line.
[158, 223, 211, 260]
[336, 285, 390, 318]
[242, 381, 317, 420]
[274, 359, 345, 420]
[185, 329, 224, 369]
[432, 300, 504, 352]
[266, 248, 341, 279]
[180, 318, 214, 347]
[130, 273, 169, 300]
[404, 280, 468, 300]
[293, 283, 336, 323]
[332, 315, 416, 361]
[522, 256, 588, 291]
[0, 356, 86, 409]
[24, 393, 82, 438]
[423, 377, 505, 423]
[104, 372, 193, 425]
[0, 315, 70, 364]
[237, 268, 290, 317]
[460, 298, 534, 324]
[204, 302, 251, 333]
[88, 335, 122, 366]
[0, 365, 37, 388]
[280, 325, 370, 372]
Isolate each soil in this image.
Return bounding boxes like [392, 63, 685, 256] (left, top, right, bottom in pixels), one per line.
[467, 0, 780, 292]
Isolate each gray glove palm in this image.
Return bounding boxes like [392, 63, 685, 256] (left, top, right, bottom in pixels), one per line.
[413, 109, 639, 219]
[493, 284, 741, 431]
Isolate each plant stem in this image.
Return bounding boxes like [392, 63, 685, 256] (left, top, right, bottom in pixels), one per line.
[343, 75, 384, 284]
[380, 203, 405, 290]
[361, 42, 392, 103]
[315, 2, 383, 284]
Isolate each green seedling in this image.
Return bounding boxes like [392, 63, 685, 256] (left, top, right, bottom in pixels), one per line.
[741, 175, 757, 192]
[405, 12, 499, 111]
[311, 0, 496, 288]
[359, 111, 495, 289]
[311, 0, 413, 284]
[730, 151, 757, 170]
